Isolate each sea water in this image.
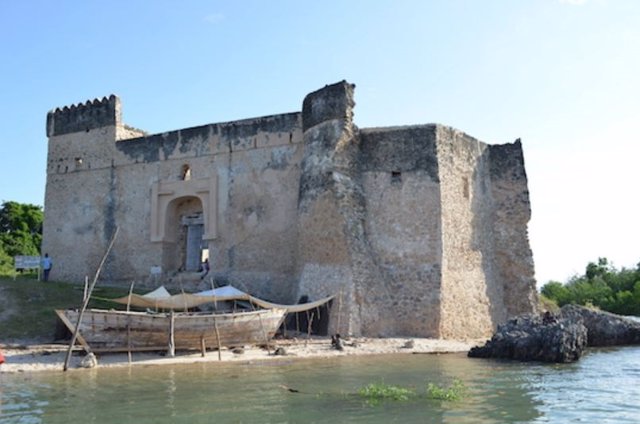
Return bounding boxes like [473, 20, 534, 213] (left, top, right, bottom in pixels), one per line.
[1, 346, 639, 423]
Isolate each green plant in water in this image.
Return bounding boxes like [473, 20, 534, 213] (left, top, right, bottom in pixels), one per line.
[426, 379, 466, 401]
[358, 382, 415, 402]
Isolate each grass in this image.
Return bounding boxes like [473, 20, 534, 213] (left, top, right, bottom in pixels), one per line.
[538, 294, 560, 313]
[0, 277, 130, 341]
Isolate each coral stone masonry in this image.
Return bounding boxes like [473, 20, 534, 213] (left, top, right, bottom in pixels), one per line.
[42, 81, 538, 339]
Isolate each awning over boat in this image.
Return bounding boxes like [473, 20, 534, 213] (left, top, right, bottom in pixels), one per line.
[109, 285, 334, 313]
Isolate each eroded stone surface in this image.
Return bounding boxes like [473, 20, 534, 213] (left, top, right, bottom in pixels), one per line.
[43, 81, 537, 339]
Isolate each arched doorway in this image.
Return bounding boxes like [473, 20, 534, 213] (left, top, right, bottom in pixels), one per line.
[150, 177, 218, 275]
[163, 196, 206, 272]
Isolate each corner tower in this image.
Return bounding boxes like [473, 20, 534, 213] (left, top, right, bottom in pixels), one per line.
[42, 96, 125, 283]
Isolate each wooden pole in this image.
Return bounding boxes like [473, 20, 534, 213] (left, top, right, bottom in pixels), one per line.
[336, 288, 343, 335]
[213, 316, 222, 361]
[249, 300, 271, 355]
[200, 336, 206, 357]
[126, 281, 135, 365]
[63, 227, 119, 371]
[179, 283, 188, 312]
[210, 280, 222, 360]
[168, 311, 175, 357]
[83, 276, 89, 302]
[305, 312, 315, 347]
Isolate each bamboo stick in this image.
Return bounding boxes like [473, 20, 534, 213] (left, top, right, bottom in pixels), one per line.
[63, 227, 119, 372]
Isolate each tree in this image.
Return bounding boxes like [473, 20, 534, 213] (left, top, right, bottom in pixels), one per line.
[540, 257, 640, 316]
[541, 281, 571, 306]
[0, 201, 44, 274]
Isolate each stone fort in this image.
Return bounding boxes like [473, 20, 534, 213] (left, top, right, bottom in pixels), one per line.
[42, 81, 538, 339]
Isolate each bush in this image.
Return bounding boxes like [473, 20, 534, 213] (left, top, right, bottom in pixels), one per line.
[540, 258, 640, 316]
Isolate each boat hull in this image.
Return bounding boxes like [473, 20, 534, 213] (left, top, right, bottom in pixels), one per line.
[56, 308, 287, 352]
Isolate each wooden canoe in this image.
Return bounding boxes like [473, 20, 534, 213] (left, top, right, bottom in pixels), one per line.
[56, 308, 287, 353]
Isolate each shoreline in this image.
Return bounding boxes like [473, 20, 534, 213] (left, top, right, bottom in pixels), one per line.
[0, 337, 480, 374]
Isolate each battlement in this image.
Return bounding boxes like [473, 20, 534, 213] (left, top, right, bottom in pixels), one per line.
[47, 95, 121, 137]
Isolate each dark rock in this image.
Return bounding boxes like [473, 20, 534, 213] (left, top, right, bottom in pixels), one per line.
[469, 305, 640, 363]
[559, 305, 640, 346]
[468, 313, 587, 363]
[331, 334, 344, 351]
[402, 340, 415, 349]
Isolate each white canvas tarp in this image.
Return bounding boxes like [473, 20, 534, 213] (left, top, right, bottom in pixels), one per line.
[110, 285, 334, 313]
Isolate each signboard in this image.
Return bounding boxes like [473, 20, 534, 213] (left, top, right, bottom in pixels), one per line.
[15, 255, 41, 269]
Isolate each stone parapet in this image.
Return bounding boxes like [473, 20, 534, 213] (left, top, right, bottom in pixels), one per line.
[47, 95, 120, 137]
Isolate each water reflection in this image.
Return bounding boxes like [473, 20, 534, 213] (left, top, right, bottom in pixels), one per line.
[1, 347, 639, 423]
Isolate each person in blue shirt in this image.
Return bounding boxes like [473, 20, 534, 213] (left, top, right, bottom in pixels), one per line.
[42, 253, 53, 282]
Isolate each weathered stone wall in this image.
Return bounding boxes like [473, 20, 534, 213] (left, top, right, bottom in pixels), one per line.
[42, 125, 125, 283]
[43, 81, 538, 339]
[359, 126, 443, 337]
[488, 141, 538, 316]
[44, 101, 303, 299]
[436, 127, 506, 339]
[296, 82, 363, 335]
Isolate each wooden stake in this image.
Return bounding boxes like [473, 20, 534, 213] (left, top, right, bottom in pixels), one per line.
[179, 283, 188, 311]
[83, 276, 89, 302]
[336, 288, 343, 335]
[213, 316, 222, 361]
[210, 280, 222, 360]
[63, 227, 119, 372]
[168, 311, 175, 357]
[305, 312, 315, 347]
[126, 281, 135, 365]
[200, 336, 206, 357]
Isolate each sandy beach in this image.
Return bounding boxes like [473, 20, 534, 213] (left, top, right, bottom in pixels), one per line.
[0, 337, 479, 373]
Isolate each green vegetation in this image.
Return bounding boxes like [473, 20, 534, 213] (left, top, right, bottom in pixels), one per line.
[0, 201, 43, 276]
[426, 379, 466, 401]
[0, 277, 129, 341]
[541, 258, 640, 316]
[358, 382, 415, 402]
[357, 379, 467, 405]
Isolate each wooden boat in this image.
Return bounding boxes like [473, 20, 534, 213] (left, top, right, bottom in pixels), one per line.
[56, 307, 287, 353]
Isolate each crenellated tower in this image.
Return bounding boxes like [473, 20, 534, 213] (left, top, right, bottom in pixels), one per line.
[46, 95, 121, 137]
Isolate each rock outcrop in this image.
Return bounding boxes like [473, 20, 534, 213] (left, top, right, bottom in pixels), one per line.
[560, 304, 640, 346]
[468, 305, 640, 363]
[468, 312, 587, 363]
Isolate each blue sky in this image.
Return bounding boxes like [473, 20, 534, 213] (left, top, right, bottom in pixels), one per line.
[1, 0, 638, 284]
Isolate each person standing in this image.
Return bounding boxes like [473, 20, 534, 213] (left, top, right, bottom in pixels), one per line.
[200, 258, 210, 280]
[42, 253, 53, 282]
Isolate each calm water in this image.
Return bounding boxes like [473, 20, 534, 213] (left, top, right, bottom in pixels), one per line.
[1, 347, 639, 423]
